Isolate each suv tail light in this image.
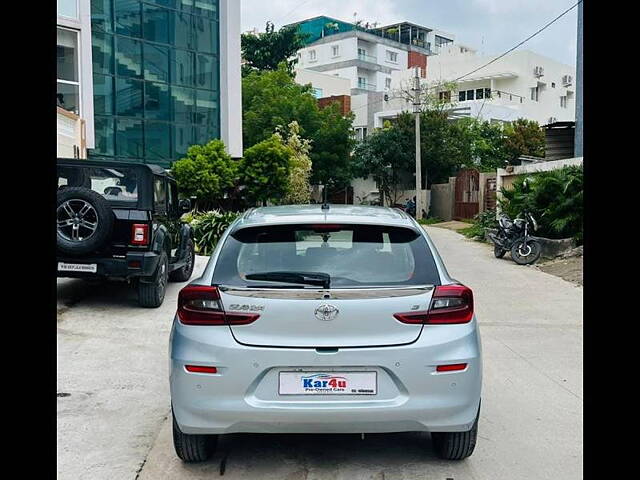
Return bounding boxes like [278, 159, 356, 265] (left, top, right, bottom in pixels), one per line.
[131, 223, 149, 245]
[177, 285, 260, 326]
[394, 284, 473, 325]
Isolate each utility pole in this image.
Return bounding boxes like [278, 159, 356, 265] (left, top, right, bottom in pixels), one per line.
[412, 66, 424, 220]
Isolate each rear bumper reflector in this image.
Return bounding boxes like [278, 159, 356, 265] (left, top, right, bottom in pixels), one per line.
[436, 363, 467, 372]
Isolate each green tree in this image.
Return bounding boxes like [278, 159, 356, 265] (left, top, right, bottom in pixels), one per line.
[242, 65, 355, 189]
[241, 21, 309, 76]
[352, 122, 414, 205]
[240, 135, 292, 206]
[275, 121, 313, 204]
[503, 118, 545, 164]
[309, 102, 356, 189]
[448, 118, 510, 172]
[171, 139, 238, 209]
[242, 65, 320, 149]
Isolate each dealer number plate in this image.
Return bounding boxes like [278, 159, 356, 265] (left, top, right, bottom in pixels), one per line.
[278, 371, 377, 395]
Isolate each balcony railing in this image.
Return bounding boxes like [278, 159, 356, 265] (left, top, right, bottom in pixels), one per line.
[356, 82, 377, 91]
[357, 52, 377, 63]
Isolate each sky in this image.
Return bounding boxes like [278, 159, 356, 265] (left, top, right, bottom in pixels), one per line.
[240, 0, 579, 67]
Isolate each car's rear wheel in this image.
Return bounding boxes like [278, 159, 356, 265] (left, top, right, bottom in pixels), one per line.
[169, 239, 195, 282]
[172, 412, 218, 463]
[431, 406, 479, 460]
[138, 252, 168, 308]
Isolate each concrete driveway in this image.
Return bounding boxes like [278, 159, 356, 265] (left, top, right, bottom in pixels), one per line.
[57, 228, 582, 480]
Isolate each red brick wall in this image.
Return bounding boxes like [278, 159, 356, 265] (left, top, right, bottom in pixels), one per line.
[317, 95, 351, 116]
[408, 51, 427, 78]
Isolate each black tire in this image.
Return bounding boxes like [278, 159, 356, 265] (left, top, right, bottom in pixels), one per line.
[431, 407, 479, 460]
[510, 239, 542, 265]
[494, 245, 506, 258]
[57, 187, 114, 256]
[138, 251, 168, 308]
[172, 412, 218, 463]
[169, 239, 195, 282]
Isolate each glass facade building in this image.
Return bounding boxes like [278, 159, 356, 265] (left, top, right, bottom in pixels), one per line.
[89, 0, 221, 167]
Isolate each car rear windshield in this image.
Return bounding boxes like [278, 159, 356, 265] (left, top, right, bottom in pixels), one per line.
[57, 166, 139, 204]
[213, 223, 441, 288]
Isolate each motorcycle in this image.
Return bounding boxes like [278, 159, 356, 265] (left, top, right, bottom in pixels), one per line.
[488, 211, 542, 265]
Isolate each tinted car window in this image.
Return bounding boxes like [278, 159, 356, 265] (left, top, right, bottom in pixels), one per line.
[214, 224, 441, 288]
[57, 166, 138, 204]
[154, 177, 167, 211]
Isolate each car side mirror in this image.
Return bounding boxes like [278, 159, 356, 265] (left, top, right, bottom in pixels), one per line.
[179, 198, 191, 213]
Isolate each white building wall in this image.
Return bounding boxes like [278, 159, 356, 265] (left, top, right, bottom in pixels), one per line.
[295, 69, 351, 97]
[57, 0, 94, 150]
[219, 0, 243, 158]
[426, 49, 576, 125]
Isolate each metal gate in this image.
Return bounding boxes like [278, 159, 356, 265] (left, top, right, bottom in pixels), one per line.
[454, 168, 480, 220]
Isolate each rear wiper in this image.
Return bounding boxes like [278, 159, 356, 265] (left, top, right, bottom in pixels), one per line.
[245, 271, 331, 289]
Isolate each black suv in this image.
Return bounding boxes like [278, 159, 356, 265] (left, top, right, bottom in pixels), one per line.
[56, 158, 195, 308]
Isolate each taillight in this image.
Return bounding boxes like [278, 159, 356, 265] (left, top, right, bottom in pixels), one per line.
[394, 284, 473, 325]
[131, 223, 149, 245]
[177, 285, 260, 326]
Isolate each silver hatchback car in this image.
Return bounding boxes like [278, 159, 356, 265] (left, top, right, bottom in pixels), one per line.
[169, 205, 482, 462]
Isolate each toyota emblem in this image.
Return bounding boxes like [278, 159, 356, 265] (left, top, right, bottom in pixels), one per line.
[314, 304, 339, 321]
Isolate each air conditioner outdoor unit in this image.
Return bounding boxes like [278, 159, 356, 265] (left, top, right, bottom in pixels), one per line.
[562, 75, 573, 86]
[534, 66, 544, 77]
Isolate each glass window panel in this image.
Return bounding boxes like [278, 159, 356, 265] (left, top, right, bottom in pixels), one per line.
[115, 0, 142, 37]
[194, 90, 218, 126]
[57, 29, 78, 82]
[147, 0, 178, 8]
[116, 36, 142, 78]
[58, 0, 78, 19]
[171, 49, 194, 86]
[466, 89, 474, 100]
[194, 16, 217, 53]
[93, 74, 114, 115]
[195, 124, 219, 146]
[172, 124, 194, 159]
[91, 0, 113, 33]
[144, 43, 170, 83]
[93, 116, 115, 156]
[116, 118, 144, 158]
[458, 91, 466, 101]
[179, 0, 194, 10]
[57, 82, 80, 115]
[476, 88, 484, 99]
[193, 0, 217, 18]
[92, 31, 114, 75]
[145, 122, 171, 161]
[171, 12, 193, 50]
[143, 3, 172, 44]
[145, 82, 171, 120]
[116, 77, 144, 116]
[171, 86, 195, 123]
[195, 53, 217, 91]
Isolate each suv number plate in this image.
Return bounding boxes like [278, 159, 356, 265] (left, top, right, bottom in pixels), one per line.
[279, 371, 377, 395]
[58, 262, 97, 273]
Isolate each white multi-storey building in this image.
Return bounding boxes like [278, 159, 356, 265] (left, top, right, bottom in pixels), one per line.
[376, 45, 577, 128]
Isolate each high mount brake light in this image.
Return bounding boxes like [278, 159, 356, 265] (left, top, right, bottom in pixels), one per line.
[394, 284, 474, 325]
[131, 224, 149, 245]
[177, 285, 260, 326]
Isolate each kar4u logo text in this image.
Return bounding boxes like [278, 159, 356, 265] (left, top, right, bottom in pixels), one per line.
[302, 374, 347, 389]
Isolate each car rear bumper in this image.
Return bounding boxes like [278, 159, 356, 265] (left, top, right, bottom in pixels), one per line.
[56, 251, 159, 279]
[169, 317, 482, 435]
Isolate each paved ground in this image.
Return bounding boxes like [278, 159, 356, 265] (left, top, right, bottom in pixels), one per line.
[57, 257, 209, 480]
[57, 228, 583, 480]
